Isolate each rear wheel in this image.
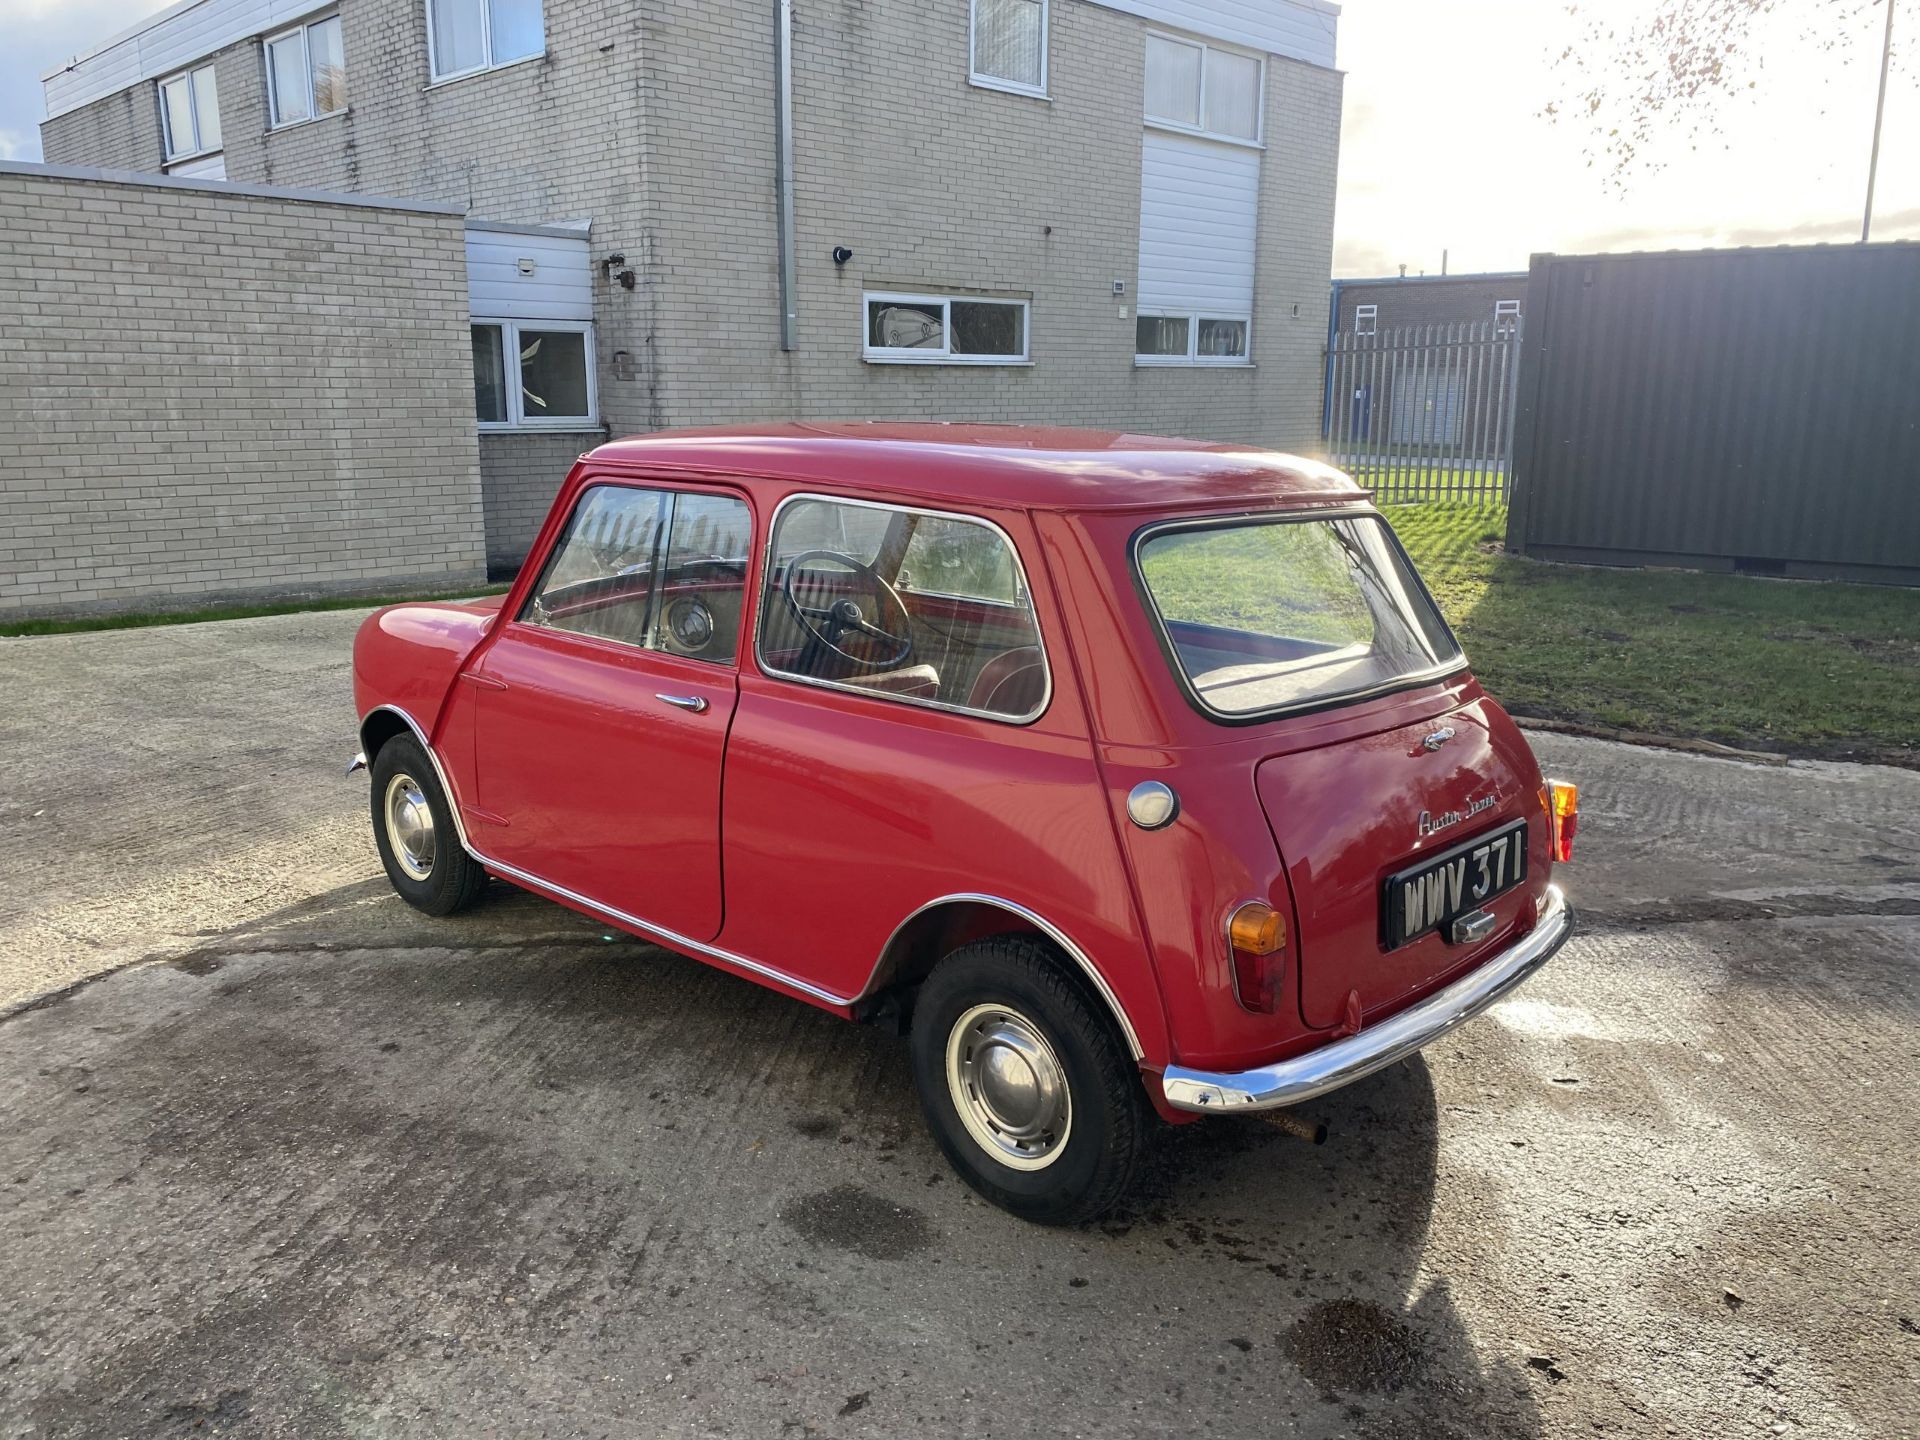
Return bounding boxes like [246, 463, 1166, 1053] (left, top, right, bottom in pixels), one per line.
[910, 936, 1151, 1225]
[369, 734, 489, 916]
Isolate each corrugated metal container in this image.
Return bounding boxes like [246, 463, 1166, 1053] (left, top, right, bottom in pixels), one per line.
[1507, 243, 1920, 586]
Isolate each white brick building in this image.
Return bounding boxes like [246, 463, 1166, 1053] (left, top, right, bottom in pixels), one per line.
[41, 0, 1343, 569]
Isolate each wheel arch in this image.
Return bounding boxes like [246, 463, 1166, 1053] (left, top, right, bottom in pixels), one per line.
[358, 704, 475, 855]
[861, 894, 1145, 1061]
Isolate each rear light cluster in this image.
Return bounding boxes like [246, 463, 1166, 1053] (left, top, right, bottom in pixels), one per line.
[1227, 901, 1286, 1013]
[1546, 779, 1579, 863]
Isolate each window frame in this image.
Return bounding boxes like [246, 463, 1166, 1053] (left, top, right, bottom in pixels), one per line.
[862, 290, 1031, 366]
[472, 318, 599, 431]
[158, 63, 221, 162]
[1354, 303, 1378, 337]
[968, 0, 1049, 99]
[425, 0, 546, 84]
[516, 480, 755, 666]
[1142, 29, 1265, 148]
[1133, 310, 1252, 367]
[1130, 507, 1468, 727]
[265, 12, 347, 130]
[753, 492, 1054, 726]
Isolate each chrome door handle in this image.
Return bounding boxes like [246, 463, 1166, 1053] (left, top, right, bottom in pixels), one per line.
[655, 693, 708, 714]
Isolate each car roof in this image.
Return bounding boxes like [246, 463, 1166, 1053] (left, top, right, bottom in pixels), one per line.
[582, 422, 1365, 513]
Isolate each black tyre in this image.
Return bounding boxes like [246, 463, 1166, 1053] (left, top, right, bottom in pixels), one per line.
[369, 734, 489, 916]
[911, 936, 1152, 1225]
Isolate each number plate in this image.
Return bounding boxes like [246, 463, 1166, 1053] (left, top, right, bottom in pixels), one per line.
[1383, 819, 1528, 949]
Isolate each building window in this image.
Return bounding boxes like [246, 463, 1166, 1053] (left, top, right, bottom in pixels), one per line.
[1355, 304, 1378, 337]
[1135, 311, 1249, 365]
[1494, 299, 1520, 334]
[864, 292, 1029, 364]
[158, 64, 221, 160]
[1143, 32, 1261, 144]
[970, 0, 1047, 96]
[428, 0, 544, 82]
[266, 14, 347, 127]
[472, 320, 597, 429]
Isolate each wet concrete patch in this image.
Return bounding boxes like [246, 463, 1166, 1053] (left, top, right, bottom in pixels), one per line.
[168, 950, 226, 976]
[1284, 1298, 1430, 1397]
[779, 1184, 933, 1260]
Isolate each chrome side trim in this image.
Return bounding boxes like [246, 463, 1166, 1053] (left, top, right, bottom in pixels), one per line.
[1161, 885, 1573, 1113]
[475, 853, 856, 1009]
[346, 751, 367, 777]
[358, 704, 474, 854]
[864, 892, 1146, 1061]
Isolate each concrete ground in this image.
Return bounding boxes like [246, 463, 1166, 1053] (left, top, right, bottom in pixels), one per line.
[1, 611, 1915, 1439]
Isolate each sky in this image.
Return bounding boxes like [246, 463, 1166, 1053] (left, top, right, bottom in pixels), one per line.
[2, 0, 1913, 276]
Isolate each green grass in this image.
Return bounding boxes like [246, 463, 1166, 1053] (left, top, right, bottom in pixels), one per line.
[1386, 503, 1920, 765]
[0, 585, 510, 639]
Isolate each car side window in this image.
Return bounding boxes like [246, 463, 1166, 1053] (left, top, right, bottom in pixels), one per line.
[757, 496, 1049, 721]
[522, 484, 752, 663]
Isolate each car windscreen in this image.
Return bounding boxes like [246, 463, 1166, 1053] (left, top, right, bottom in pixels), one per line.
[1133, 512, 1463, 719]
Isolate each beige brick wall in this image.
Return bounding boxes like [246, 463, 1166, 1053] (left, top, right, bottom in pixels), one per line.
[0, 165, 486, 618]
[39, 0, 1342, 458]
[479, 431, 601, 572]
[38, 88, 164, 171]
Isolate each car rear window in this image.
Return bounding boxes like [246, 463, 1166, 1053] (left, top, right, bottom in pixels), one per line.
[1134, 513, 1463, 719]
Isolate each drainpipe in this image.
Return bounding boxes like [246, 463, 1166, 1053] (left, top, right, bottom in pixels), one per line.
[774, 0, 798, 350]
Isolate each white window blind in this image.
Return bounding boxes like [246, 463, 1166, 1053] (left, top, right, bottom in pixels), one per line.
[971, 0, 1046, 93]
[159, 64, 220, 160]
[429, 0, 541, 80]
[1144, 31, 1262, 143]
[1143, 35, 1201, 127]
[1203, 48, 1261, 140]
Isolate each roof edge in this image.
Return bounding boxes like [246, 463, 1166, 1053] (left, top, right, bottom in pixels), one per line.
[0, 159, 468, 217]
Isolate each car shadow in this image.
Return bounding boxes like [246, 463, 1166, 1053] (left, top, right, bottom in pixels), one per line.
[1120, 1061, 1546, 1437]
[3, 874, 1546, 1438]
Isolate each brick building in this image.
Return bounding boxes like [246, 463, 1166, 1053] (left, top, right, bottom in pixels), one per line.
[1330, 272, 1527, 342]
[40, 0, 1345, 571]
[0, 164, 485, 617]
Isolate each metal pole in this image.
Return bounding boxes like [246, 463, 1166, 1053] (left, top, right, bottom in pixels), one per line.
[774, 0, 799, 350]
[1865, 0, 1895, 242]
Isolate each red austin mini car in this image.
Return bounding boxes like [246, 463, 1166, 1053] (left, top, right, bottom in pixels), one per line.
[351, 424, 1575, 1223]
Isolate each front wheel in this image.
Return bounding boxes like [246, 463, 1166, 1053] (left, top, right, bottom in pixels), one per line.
[369, 734, 489, 916]
[910, 937, 1152, 1225]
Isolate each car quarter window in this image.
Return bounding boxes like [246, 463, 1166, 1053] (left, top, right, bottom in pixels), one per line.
[521, 484, 752, 663]
[757, 496, 1048, 721]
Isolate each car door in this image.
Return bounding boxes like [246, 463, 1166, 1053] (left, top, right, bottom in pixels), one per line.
[467, 480, 754, 943]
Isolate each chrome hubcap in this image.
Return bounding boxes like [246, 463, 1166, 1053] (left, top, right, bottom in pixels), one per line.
[945, 1004, 1072, 1171]
[383, 773, 436, 882]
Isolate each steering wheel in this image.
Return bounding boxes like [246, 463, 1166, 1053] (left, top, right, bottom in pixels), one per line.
[780, 550, 915, 672]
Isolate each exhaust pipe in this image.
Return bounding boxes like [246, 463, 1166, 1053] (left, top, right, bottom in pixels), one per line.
[1268, 1110, 1328, 1145]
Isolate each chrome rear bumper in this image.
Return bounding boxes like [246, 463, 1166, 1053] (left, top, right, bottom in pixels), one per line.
[1161, 885, 1573, 1113]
